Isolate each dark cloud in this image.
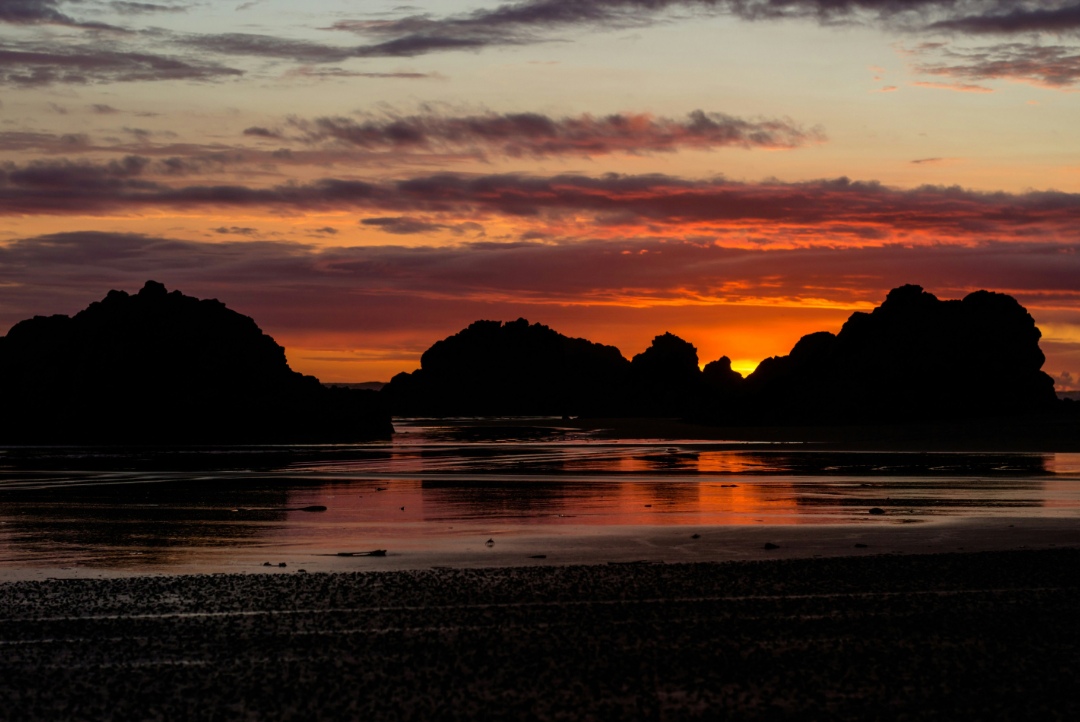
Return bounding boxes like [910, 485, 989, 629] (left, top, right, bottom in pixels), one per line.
[156, 154, 243, 175]
[0, 131, 91, 152]
[914, 42, 1080, 88]
[378, 173, 1080, 241]
[360, 216, 486, 236]
[332, 1, 702, 57]
[243, 126, 281, 139]
[0, 161, 379, 213]
[0, 135, 256, 174]
[0, 0, 123, 30]
[2, 156, 151, 187]
[330, 1, 1080, 58]
[360, 216, 447, 235]
[929, 3, 1080, 34]
[281, 66, 439, 80]
[289, 109, 822, 157]
[176, 33, 358, 63]
[212, 226, 260, 236]
[110, 2, 190, 14]
[122, 126, 178, 142]
[5, 1, 1065, 87]
[0, 43, 244, 87]
[3, 168, 1080, 243]
[0, 152, 256, 192]
[333, 1, 712, 57]
[91, 103, 121, 114]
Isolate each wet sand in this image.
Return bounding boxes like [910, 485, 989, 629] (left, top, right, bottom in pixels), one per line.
[4, 515, 1078, 581]
[1, 547, 1078, 721]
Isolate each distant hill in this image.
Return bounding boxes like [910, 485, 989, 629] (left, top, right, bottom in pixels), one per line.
[0, 281, 391, 444]
[382, 285, 1061, 424]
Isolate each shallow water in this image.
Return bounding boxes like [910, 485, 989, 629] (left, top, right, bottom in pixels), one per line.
[1, 419, 1079, 572]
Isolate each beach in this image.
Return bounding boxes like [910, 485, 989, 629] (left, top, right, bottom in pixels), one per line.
[3, 515, 1079, 582]
[1, 548, 1077, 721]
[2, 425, 1079, 719]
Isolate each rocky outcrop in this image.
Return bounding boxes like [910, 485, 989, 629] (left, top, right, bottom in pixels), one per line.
[382, 318, 632, 416]
[739, 285, 1058, 423]
[702, 356, 744, 393]
[0, 281, 391, 443]
[628, 333, 711, 416]
[382, 285, 1058, 424]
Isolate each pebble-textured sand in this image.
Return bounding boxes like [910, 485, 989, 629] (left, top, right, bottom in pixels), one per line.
[0, 549, 1077, 721]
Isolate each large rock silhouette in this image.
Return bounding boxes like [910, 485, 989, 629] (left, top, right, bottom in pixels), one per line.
[382, 318, 633, 416]
[382, 285, 1058, 423]
[739, 285, 1057, 423]
[628, 333, 711, 416]
[0, 281, 391, 443]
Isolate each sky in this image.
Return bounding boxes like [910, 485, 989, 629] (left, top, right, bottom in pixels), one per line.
[2, 0, 1080, 385]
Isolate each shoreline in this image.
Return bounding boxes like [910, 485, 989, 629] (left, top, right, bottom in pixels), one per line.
[3, 515, 1077, 582]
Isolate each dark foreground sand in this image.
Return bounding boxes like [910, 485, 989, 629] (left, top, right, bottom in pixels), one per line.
[1, 549, 1078, 721]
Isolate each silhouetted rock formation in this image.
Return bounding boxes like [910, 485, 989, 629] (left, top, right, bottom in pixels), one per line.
[629, 333, 710, 416]
[0, 281, 391, 444]
[702, 356, 744, 393]
[382, 319, 632, 416]
[383, 285, 1059, 424]
[734, 285, 1058, 424]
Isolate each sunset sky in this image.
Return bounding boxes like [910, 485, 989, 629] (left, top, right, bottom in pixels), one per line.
[3, 0, 1080, 385]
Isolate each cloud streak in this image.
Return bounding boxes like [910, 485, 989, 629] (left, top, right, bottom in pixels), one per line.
[286, 109, 823, 158]
[330, 1, 1080, 58]
[0, 43, 243, 87]
[109, 2, 190, 15]
[928, 3, 1080, 35]
[280, 66, 439, 81]
[5, 1, 1077, 88]
[0, 0, 122, 30]
[914, 42, 1080, 88]
[2, 167, 1080, 244]
[176, 32, 359, 63]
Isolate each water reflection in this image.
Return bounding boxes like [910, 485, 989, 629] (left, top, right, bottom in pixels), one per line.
[1, 419, 1078, 571]
[0, 481, 297, 567]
